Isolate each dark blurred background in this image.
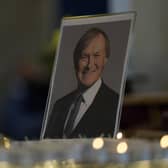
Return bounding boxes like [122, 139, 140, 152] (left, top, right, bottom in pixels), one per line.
[0, 0, 168, 140]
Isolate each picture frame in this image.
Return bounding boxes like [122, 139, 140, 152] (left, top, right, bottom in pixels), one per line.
[41, 12, 135, 139]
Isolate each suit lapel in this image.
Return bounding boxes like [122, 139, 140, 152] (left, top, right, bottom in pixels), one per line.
[70, 82, 118, 136]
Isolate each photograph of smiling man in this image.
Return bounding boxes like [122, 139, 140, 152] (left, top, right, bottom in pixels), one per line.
[42, 13, 135, 139]
[45, 28, 119, 138]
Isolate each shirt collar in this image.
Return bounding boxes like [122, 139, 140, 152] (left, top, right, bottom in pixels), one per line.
[82, 78, 102, 106]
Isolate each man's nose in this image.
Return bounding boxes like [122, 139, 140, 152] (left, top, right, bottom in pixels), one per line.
[87, 55, 94, 68]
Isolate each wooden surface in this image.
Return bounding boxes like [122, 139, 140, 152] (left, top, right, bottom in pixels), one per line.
[124, 92, 168, 106]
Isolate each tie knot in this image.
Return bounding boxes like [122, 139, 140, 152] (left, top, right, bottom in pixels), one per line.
[75, 93, 83, 102]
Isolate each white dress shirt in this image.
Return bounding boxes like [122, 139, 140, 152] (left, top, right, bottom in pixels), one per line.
[73, 78, 102, 130]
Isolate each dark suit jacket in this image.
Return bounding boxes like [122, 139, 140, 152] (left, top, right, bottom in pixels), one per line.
[44, 82, 119, 138]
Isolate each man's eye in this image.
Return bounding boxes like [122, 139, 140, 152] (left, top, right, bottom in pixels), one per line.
[94, 54, 100, 57]
[81, 55, 87, 59]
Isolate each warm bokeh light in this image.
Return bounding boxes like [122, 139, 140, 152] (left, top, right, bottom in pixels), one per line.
[92, 137, 104, 150]
[43, 161, 55, 168]
[3, 137, 11, 150]
[116, 141, 128, 154]
[160, 135, 168, 149]
[34, 165, 41, 168]
[116, 132, 123, 139]
[67, 159, 75, 164]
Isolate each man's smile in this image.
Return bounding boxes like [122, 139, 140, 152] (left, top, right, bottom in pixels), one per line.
[82, 68, 97, 75]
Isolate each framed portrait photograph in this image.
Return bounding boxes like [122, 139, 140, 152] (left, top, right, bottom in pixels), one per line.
[41, 12, 135, 139]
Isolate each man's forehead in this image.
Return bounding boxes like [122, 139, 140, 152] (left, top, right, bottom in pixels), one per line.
[87, 33, 105, 42]
[83, 34, 106, 49]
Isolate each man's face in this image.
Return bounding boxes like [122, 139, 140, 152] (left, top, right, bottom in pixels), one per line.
[77, 34, 107, 87]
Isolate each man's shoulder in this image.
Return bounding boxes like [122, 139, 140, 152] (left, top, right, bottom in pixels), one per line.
[54, 90, 77, 105]
[100, 82, 119, 99]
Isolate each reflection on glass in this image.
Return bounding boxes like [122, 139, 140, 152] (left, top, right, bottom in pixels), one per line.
[116, 132, 123, 140]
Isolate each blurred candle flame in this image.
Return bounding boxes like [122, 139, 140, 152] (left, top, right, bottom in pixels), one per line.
[117, 141, 128, 154]
[160, 135, 168, 149]
[92, 137, 104, 150]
